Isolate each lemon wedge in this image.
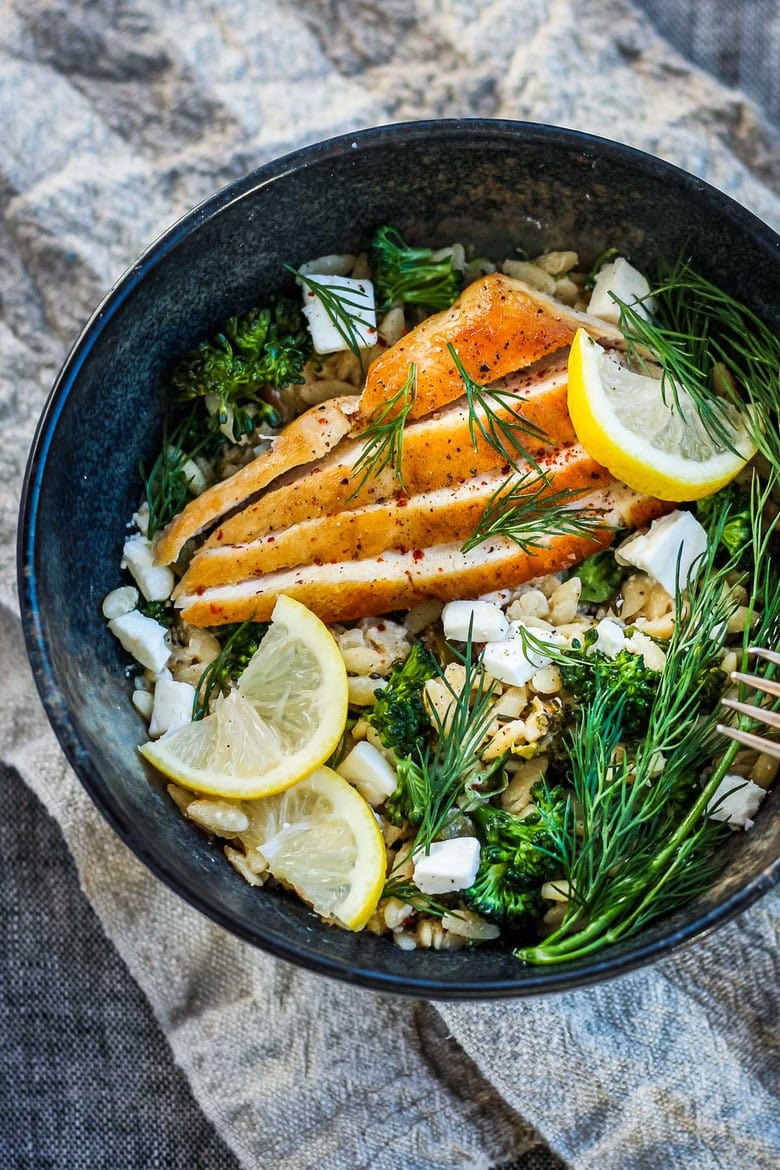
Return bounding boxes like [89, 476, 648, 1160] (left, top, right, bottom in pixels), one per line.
[567, 328, 756, 501]
[140, 595, 348, 799]
[239, 766, 386, 930]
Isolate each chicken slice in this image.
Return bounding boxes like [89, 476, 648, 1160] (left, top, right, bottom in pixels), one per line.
[176, 444, 610, 592]
[358, 273, 623, 423]
[177, 484, 672, 627]
[203, 352, 573, 549]
[153, 395, 358, 566]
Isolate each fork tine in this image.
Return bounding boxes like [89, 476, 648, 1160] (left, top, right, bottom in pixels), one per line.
[730, 670, 780, 699]
[748, 646, 780, 667]
[721, 697, 780, 729]
[717, 723, 780, 759]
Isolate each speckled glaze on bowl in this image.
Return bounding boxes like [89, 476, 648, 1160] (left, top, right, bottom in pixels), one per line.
[19, 121, 780, 998]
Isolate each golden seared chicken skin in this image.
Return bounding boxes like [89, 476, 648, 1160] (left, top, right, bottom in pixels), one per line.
[154, 273, 670, 626]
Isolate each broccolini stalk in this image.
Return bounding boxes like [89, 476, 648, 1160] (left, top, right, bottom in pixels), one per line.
[370, 225, 463, 312]
[570, 544, 629, 604]
[518, 474, 780, 964]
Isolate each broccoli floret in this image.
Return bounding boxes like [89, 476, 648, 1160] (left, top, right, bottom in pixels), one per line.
[570, 544, 629, 604]
[137, 599, 175, 628]
[370, 225, 463, 313]
[696, 484, 753, 570]
[366, 642, 437, 759]
[559, 635, 660, 737]
[172, 298, 312, 442]
[464, 790, 567, 932]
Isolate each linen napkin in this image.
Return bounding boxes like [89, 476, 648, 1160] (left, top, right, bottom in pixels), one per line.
[2, 2, 779, 1167]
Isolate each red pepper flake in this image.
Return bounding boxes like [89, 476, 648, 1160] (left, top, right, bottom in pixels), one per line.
[395, 493, 408, 507]
[412, 549, 424, 562]
[196, 585, 206, 596]
[313, 557, 323, 566]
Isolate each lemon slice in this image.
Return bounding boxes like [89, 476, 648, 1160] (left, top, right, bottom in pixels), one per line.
[140, 595, 348, 798]
[567, 328, 756, 501]
[240, 767, 386, 930]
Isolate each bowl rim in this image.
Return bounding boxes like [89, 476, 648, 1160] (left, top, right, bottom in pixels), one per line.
[18, 118, 780, 999]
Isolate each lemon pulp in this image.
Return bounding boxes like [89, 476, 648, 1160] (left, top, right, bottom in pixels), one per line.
[140, 595, 348, 799]
[239, 767, 385, 930]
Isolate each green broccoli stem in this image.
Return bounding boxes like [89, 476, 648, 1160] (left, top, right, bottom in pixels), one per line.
[516, 737, 741, 964]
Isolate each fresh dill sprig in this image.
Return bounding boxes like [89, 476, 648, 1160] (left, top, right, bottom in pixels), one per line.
[380, 876, 453, 917]
[461, 470, 607, 555]
[350, 362, 416, 497]
[140, 410, 211, 541]
[517, 474, 780, 964]
[615, 258, 779, 464]
[448, 343, 548, 472]
[389, 634, 504, 856]
[286, 266, 372, 366]
[192, 619, 269, 721]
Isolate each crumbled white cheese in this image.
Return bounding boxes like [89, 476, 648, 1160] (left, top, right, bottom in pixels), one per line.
[337, 741, 398, 807]
[481, 620, 561, 687]
[590, 617, 626, 659]
[442, 599, 510, 643]
[587, 257, 654, 325]
[706, 773, 766, 830]
[121, 535, 175, 602]
[108, 611, 170, 674]
[300, 274, 377, 354]
[412, 837, 481, 895]
[131, 501, 150, 536]
[615, 510, 708, 598]
[148, 672, 197, 739]
[101, 585, 139, 621]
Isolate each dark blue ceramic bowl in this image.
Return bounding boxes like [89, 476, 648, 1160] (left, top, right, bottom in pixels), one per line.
[19, 121, 780, 997]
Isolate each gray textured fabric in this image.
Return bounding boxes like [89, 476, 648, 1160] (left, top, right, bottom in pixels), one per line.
[3, 1, 780, 1168]
[0, 762, 242, 1170]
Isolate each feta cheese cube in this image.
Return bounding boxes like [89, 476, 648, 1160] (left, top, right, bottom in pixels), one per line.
[442, 599, 510, 643]
[615, 510, 707, 598]
[121, 535, 175, 602]
[481, 620, 560, 686]
[590, 618, 626, 659]
[300, 274, 377, 355]
[337, 741, 398, 807]
[108, 610, 170, 674]
[706, 774, 766, 830]
[412, 837, 481, 894]
[587, 257, 654, 325]
[149, 672, 197, 739]
[101, 585, 139, 621]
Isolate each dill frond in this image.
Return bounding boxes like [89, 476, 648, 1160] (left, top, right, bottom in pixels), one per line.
[447, 343, 548, 472]
[461, 469, 608, 555]
[350, 362, 416, 497]
[616, 259, 780, 465]
[286, 266, 372, 366]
